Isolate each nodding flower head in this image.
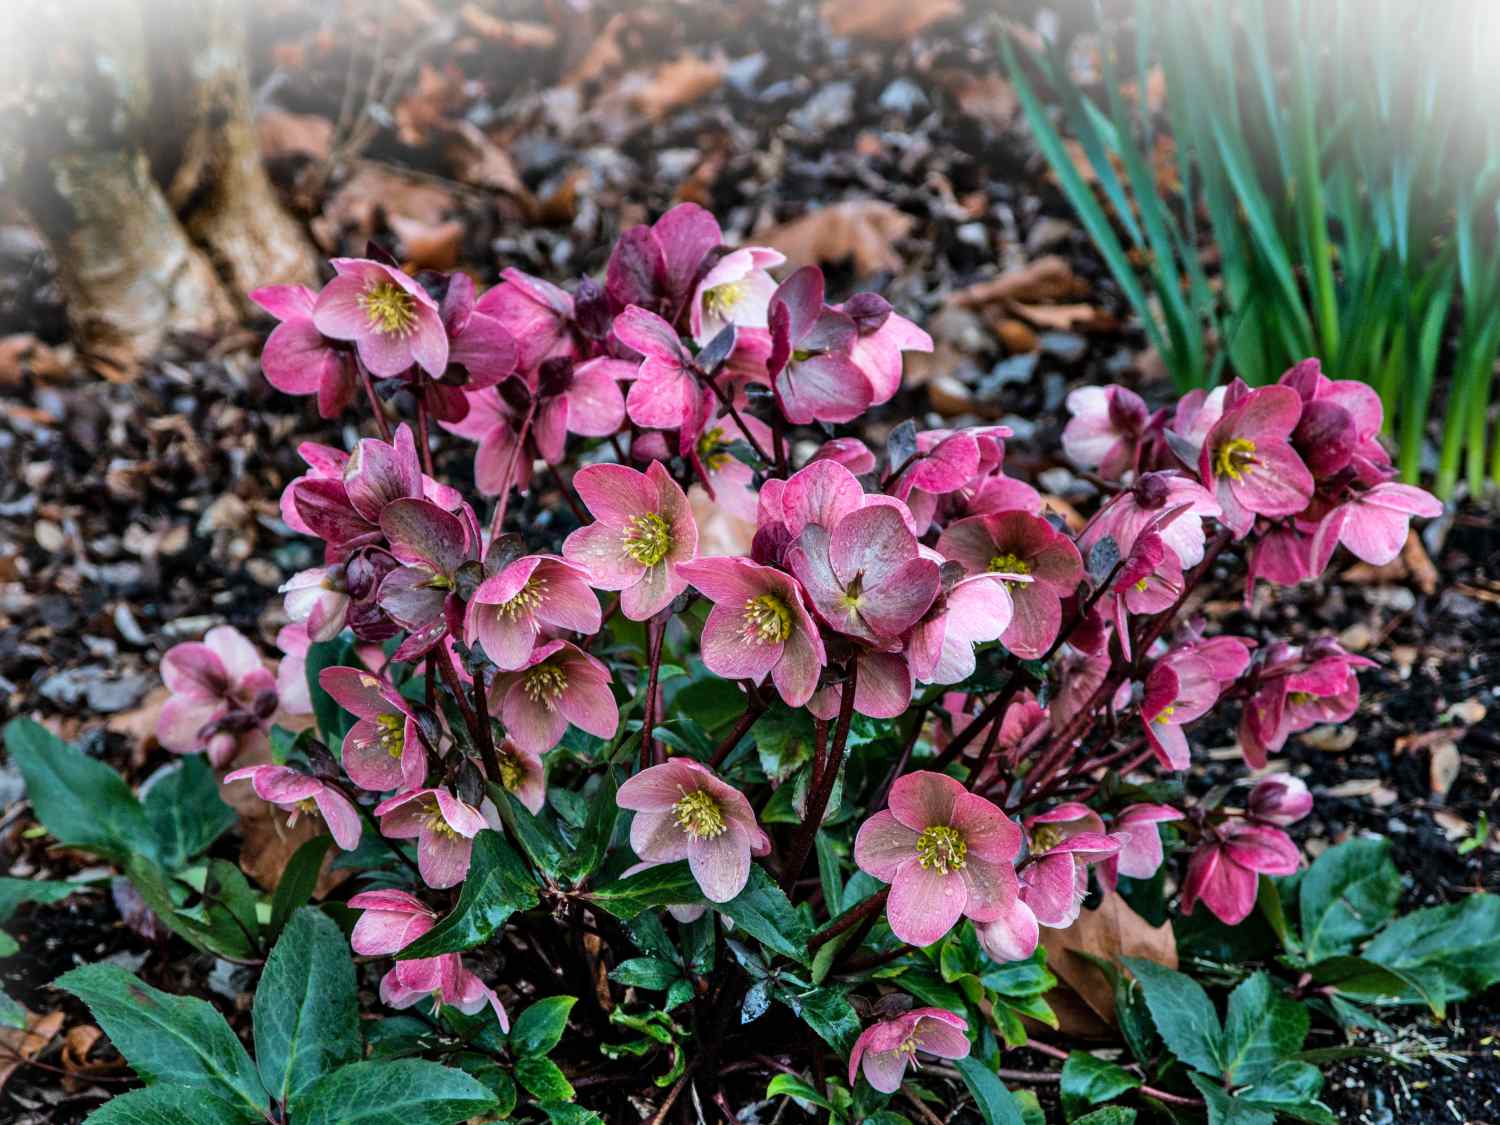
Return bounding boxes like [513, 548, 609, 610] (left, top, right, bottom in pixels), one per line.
[848, 1009, 970, 1094]
[492, 640, 618, 755]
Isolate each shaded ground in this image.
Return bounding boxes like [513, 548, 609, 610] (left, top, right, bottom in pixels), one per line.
[0, 0, 1497, 1120]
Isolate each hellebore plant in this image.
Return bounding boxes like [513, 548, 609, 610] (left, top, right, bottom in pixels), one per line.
[144, 202, 1446, 1118]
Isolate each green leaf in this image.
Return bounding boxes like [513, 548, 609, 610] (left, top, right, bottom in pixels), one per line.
[82, 1084, 260, 1125]
[1189, 1073, 1275, 1125]
[717, 864, 810, 963]
[4, 719, 154, 864]
[492, 786, 567, 880]
[515, 1055, 575, 1102]
[1307, 955, 1443, 1015]
[0, 987, 26, 1029]
[509, 996, 576, 1058]
[610, 958, 682, 991]
[1240, 1059, 1332, 1122]
[55, 963, 267, 1116]
[1220, 973, 1309, 1086]
[141, 757, 238, 870]
[0, 877, 85, 923]
[1060, 1052, 1140, 1118]
[267, 836, 333, 943]
[290, 1059, 498, 1125]
[586, 861, 704, 920]
[1072, 1110, 1138, 1125]
[1121, 957, 1223, 1077]
[779, 986, 861, 1054]
[398, 831, 539, 958]
[121, 855, 254, 960]
[562, 767, 619, 883]
[540, 1103, 605, 1125]
[765, 1072, 832, 1110]
[954, 1057, 1024, 1125]
[1362, 894, 1500, 1007]
[253, 908, 360, 1104]
[1298, 838, 1401, 960]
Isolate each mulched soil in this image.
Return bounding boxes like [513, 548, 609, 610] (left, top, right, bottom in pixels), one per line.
[1, 0, 1497, 1120]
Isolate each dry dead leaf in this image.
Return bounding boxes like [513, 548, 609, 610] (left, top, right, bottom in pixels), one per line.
[394, 65, 468, 147]
[312, 164, 456, 250]
[1401, 530, 1439, 596]
[1433, 809, 1471, 841]
[256, 109, 334, 162]
[564, 10, 667, 87]
[1429, 740, 1461, 799]
[940, 71, 1019, 132]
[947, 256, 1089, 308]
[389, 216, 465, 272]
[0, 333, 68, 387]
[1298, 725, 1357, 753]
[443, 121, 527, 198]
[1010, 301, 1110, 332]
[758, 201, 914, 277]
[631, 54, 725, 123]
[458, 3, 557, 49]
[0, 1009, 64, 1093]
[820, 0, 961, 41]
[1040, 892, 1175, 1032]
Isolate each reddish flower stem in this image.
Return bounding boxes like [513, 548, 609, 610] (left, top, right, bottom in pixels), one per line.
[806, 887, 889, 954]
[780, 660, 858, 897]
[358, 357, 393, 441]
[707, 691, 767, 769]
[488, 401, 536, 542]
[414, 394, 435, 476]
[638, 611, 667, 771]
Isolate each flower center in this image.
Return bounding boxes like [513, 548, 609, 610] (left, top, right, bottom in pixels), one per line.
[1134, 577, 1149, 592]
[377, 712, 405, 758]
[359, 280, 418, 337]
[915, 825, 968, 874]
[1153, 703, 1177, 724]
[622, 512, 672, 566]
[988, 553, 1031, 577]
[1214, 437, 1258, 481]
[743, 593, 793, 644]
[422, 807, 458, 838]
[499, 577, 549, 620]
[1030, 824, 1064, 852]
[697, 426, 730, 471]
[497, 750, 524, 792]
[702, 281, 746, 319]
[1288, 691, 1316, 706]
[523, 663, 569, 709]
[295, 798, 319, 816]
[672, 789, 727, 839]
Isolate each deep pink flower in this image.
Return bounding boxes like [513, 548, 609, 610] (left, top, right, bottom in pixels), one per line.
[490, 640, 619, 755]
[437, 272, 518, 390]
[839, 295, 934, 406]
[808, 650, 917, 722]
[1098, 804, 1182, 892]
[291, 425, 438, 560]
[441, 388, 535, 497]
[854, 771, 1023, 947]
[319, 667, 426, 793]
[907, 574, 1015, 685]
[1140, 652, 1220, 770]
[848, 1008, 970, 1094]
[1311, 482, 1442, 569]
[616, 306, 701, 430]
[1078, 471, 1220, 570]
[374, 788, 487, 889]
[754, 458, 919, 567]
[1199, 384, 1314, 536]
[936, 511, 1083, 659]
[1182, 821, 1300, 924]
[1279, 358, 1391, 483]
[1019, 804, 1121, 928]
[378, 498, 477, 660]
[889, 429, 982, 532]
[606, 203, 723, 323]
[689, 245, 785, 344]
[465, 555, 600, 671]
[617, 758, 771, 902]
[677, 556, 826, 708]
[1063, 384, 1150, 479]
[250, 284, 356, 418]
[1238, 640, 1372, 768]
[563, 461, 698, 621]
[767, 268, 871, 425]
[809, 437, 878, 475]
[224, 765, 361, 851]
[474, 268, 576, 374]
[280, 442, 348, 537]
[1248, 773, 1312, 827]
[313, 258, 448, 378]
[157, 626, 277, 767]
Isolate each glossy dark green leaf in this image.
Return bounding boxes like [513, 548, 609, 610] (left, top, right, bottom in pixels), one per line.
[778, 986, 861, 1054]
[0, 877, 84, 923]
[717, 864, 809, 963]
[81, 1084, 260, 1125]
[141, 757, 238, 870]
[508, 995, 576, 1058]
[954, 1057, 1024, 1125]
[289, 1059, 496, 1125]
[1363, 894, 1500, 1007]
[562, 767, 618, 883]
[1121, 957, 1223, 1077]
[267, 836, 334, 943]
[586, 861, 703, 920]
[610, 958, 681, 991]
[305, 637, 357, 747]
[1298, 838, 1401, 960]
[1221, 973, 1309, 1085]
[515, 1055, 574, 1102]
[397, 831, 538, 959]
[1060, 1052, 1140, 1118]
[492, 785, 567, 879]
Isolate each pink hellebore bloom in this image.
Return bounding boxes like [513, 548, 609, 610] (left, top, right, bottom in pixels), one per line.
[617, 758, 771, 902]
[848, 1008, 970, 1094]
[348, 890, 508, 1027]
[616, 306, 703, 430]
[490, 640, 619, 755]
[908, 574, 1015, 685]
[1019, 804, 1122, 929]
[377, 498, 476, 660]
[1140, 652, 1220, 770]
[854, 770, 1024, 948]
[1063, 384, 1150, 479]
[1182, 821, 1300, 925]
[157, 626, 278, 767]
[493, 738, 547, 815]
[374, 788, 487, 889]
[312, 258, 448, 378]
[224, 765, 361, 851]
[250, 284, 356, 418]
[1238, 640, 1373, 768]
[319, 667, 426, 793]
[936, 511, 1084, 659]
[606, 203, 723, 322]
[1199, 385, 1314, 537]
[476, 268, 576, 374]
[442, 388, 535, 497]
[808, 649, 917, 722]
[563, 461, 698, 621]
[1279, 358, 1391, 483]
[767, 267, 871, 425]
[1248, 773, 1312, 827]
[437, 272, 519, 390]
[677, 556, 826, 708]
[274, 623, 313, 716]
[280, 565, 350, 644]
[1098, 804, 1182, 893]
[840, 294, 934, 406]
[1312, 482, 1442, 569]
[465, 555, 600, 671]
[1078, 471, 1220, 570]
[690, 245, 785, 344]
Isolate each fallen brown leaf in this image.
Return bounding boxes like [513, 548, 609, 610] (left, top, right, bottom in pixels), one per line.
[565, 10, 667, 87]
[256, 109, 334, 162]
[443, 121, 528, 198]
[389, 216, 465, 272]
[1429, 740, 1461, 800]
[1401, 530, 1439, 596]
[940, 71, 1019, 132]
[947, 256, 1089, 308]
[1010, 301, 1110, 332]
[820, 0, 961, 41]
[631, 54, 725, 123]
[312, 164, 456, 250]
[1040, 891, 1175, 1032]
[758, 201, 914, 277]
[458, 3, 557, 49]
[394, 64, 468, 148]
[0, 1009, 64, 1093]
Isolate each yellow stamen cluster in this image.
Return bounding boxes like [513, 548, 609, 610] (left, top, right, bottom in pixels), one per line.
[523, 663, 569, 709]
[672, 788, 727, 839]
[498, 578, 549, 620]
[987, 553, 1032, 584]
[698, 426, 730, 471]
[422, 806, 458, 839]
[1030, 824, 1064, 853]
[497, 750, 524, 792]
[1153, 704, 1177, 724]
[915, 825, 968, 874]
[376, 712, 405, 759]
[1214, 437, 1258, 481]
[295, 798, 320, 816]
[1288, 691, 1316, 706]
[622, 512, 673, 566]
[743, 593, 793, 644]
[702, 281, 747, 320]
[359, 280, 418, 337]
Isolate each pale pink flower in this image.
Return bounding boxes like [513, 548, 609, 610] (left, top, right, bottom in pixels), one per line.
[615, 306, 701, 431]
[1140, 652, 1219, 770]
[1248, 774, 1312, 827]
[490, 640, 619, 755]
[280, 565, 350, 643]
[441, 387, 535, 497]
[493, 739, 546, 815]
[1311, 482, 1442, 569]
[374, 788, 487, 889]
[318, 667, 426, 793]
[848, 1008, 970, 1094]
[1182, 821, 1299, 925]
[1063, 384, 1150, 479]
[1077, 471, 1220, 569]
[312, 258, 448, 378]
[1098, 804, 1182, 892]
[617, 758, 771, 902]
[563, 461, 698, 621]
[1019, 804, 1122, 928]
[274, 623, 313, 716]
[224, 764, 361, 851]
[1199, 384, 1314, 537]
[690, 245, 785, 344]
[677, 557, 826, 708]
[854, 771, 1023, 947]
[907, 574, 1015, 685]
[157, 626, 277, 767]
[808, 650, 916, 722]
[767, 268, 871, 425]
[465, 555, 600, 671]
[839, 294, 934, 406]
[250, 284, 356, 418]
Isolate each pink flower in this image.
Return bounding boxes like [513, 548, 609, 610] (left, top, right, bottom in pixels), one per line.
[690, 245, 785, 344]
[615, 306, 702, 430]
[1078, 471, 1220, 569]
[312, 258, 448, 378]
[1063, 384, 1150, 479]
[936, 511, 1083, 659]
[441, 388, 535, 497]
[490, 640, 619, 755]
[274, 623, 313, 716]
[854, 771, 1023, 947]
[848, 1008, 970, 1094]
[907, 574, 1015, 685]
[1238, 640, 1372, 768]
[840, 294, 934, 406]
[677, 556, 826, 708]
[348, 890, 508, 1027]
[1279, 358, 1391, 483]
[437, 272, 518, 390]
[1098, 804, 1181, 892]
[767, 268, 872, 425]
[1182, 821, 1300, 925]
[563, 461, 698, 621]
[808, 650, 917, 722]
[606, 203, 723, 323]
[377, 498, 476, 661]
[474, 268, 576, 374]
[157, 626, 277, 767]
[493, 739, 547, 815]
[465, 555, 600, 671]
[1248, 774, 1312, 827]
[1311, 482, 1442, 569]
[788, 504, 940, 644]
[1019, 804, 1122, 928]
[617, 758, 771, 902]
[250, 285, 356, 418]
[319, 667, 426, 793]
[280, 565, 350, 643]
[373, 788, 487, 889]
[810, 437, 878, 475]
[224, 765, 361, 851]
[1198, 384, 1314, 537]
[1140, 652, 1220, 770]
